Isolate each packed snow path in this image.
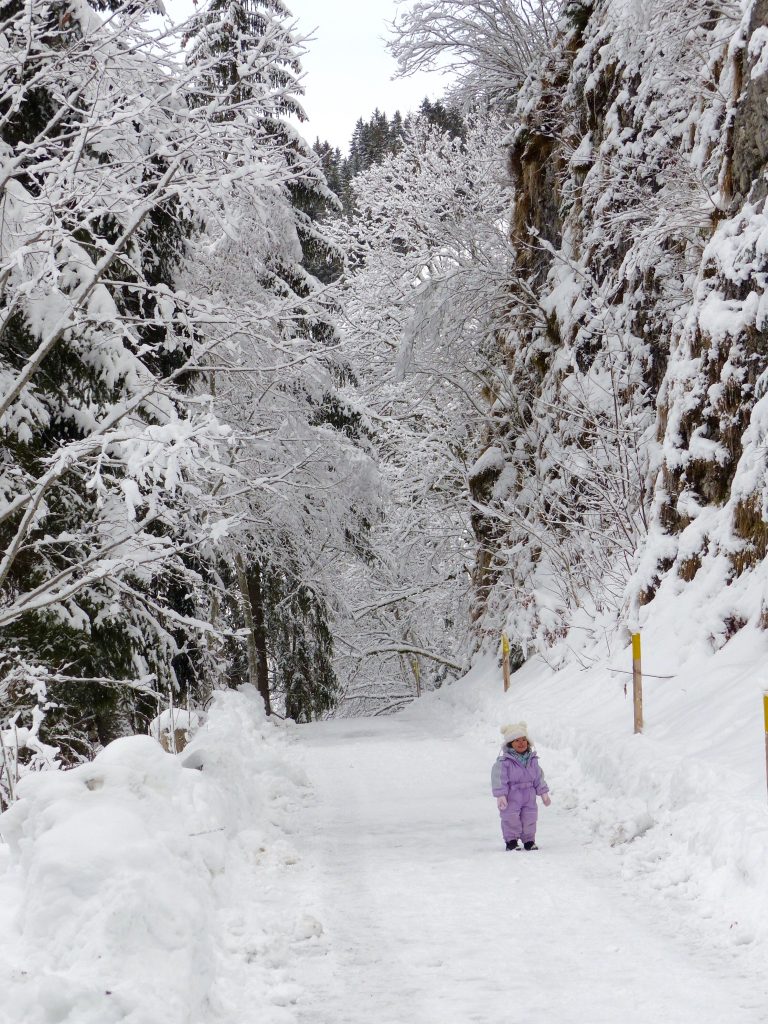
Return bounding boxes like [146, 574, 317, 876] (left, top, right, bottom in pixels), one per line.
[289, 713, 765, 1024]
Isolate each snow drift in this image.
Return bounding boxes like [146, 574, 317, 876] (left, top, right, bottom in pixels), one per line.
[0, 686, 310, 1024]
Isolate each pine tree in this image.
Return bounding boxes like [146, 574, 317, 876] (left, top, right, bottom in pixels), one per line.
[408, 98, 466, 140]
[389, 111, 406, 153]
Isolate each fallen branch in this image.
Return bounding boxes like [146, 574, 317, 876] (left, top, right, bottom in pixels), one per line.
[608, 669, 674, 680]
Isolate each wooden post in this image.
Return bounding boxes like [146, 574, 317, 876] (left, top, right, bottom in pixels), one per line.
[631, 632, 643, 734]
[501, 633, 511, 692]
[763, 690, 768, 802]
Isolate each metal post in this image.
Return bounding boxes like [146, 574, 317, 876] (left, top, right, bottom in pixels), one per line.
[502, 633, 511, 692]
[168, 684, 177, 755]
[631, 632, 643, 734]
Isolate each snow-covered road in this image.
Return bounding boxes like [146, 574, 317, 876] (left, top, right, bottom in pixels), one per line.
[287, 713, 765, 1024]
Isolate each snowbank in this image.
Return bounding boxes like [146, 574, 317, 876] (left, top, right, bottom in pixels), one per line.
[0, 686, 310, 1024]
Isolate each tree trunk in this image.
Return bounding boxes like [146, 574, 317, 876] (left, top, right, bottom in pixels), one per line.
[234, 554, 272, 715]
[247, 561, 271, 716]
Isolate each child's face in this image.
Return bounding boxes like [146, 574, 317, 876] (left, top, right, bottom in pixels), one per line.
[510, 736, 528, 752]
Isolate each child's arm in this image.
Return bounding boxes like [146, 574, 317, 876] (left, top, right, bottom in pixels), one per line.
[535, 762, 551, 802]
[491, 757, 508, 797]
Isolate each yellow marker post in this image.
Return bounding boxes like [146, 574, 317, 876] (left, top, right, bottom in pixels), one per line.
[764, 691, 768, 802]
[631, 632, 643, 734]
[501, 633, 511, 693]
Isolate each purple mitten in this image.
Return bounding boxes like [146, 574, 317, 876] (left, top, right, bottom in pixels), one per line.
[496, 795, 508, 810]
[541, 793, 551, 806]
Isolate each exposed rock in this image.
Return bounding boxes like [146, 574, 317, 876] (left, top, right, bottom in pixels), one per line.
[729, 0, 768, 203]
[473, 0, 768, 658]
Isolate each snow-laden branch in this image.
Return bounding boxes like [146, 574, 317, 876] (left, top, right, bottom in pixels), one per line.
[357, 644, 464, 672]
[388, 0, 564, 107]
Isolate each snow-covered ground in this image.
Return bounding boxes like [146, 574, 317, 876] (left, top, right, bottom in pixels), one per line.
[291, 711, 765, 1024]
[1, 629, 767, 1023]
[0, 687, 313, 1024]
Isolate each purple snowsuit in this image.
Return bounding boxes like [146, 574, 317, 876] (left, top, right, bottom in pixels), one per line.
[491, 747, 549, 844]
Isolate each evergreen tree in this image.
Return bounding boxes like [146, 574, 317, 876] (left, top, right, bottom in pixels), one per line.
[313, 102, 464, 222]
[185, 0, 343, 298]
[408, 98, 466, 140]
[0, 0, 221, 758]
[389, 111, 406, 153]
[262, 562, 338, 722]
[312, 141, 346, 205]
[0, 0, 355, 756]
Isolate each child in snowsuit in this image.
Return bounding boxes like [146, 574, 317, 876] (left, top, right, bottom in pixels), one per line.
[491, 722, 551, 850]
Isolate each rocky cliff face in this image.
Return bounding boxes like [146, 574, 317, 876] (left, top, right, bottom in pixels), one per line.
[474, 0, 768, 661]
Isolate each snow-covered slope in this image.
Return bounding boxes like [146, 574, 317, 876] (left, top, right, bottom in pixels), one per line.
[436, 644, 768, 963]
[292, 696, 766, 1023]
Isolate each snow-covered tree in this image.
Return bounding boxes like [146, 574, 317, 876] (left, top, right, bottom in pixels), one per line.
[331, 112, 513, 708]
[0, 0, 359, 753]
[181, 0, 378, 722]
[0, 0, 215, 754]
[389, 0, 564, 108]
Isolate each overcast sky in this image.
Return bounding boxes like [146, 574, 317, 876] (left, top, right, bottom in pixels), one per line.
[286, 0, 449, 151]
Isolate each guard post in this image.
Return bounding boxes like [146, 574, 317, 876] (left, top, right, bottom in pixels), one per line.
[501, 632, 511, 692]
[631, 632, 643, 734]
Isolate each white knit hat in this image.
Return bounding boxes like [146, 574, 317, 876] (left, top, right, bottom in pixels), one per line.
[500, 722, 531, 745]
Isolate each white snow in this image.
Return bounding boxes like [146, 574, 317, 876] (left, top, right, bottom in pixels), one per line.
[0, 687, 312, 1024]
[148, 708, 200, 744]
[467, 446, 506, 480]
[2, 633, 768, 1023]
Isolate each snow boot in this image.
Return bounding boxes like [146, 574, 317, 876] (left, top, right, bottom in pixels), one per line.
[505, 839, 520, 851]
[523, 841, 538, 851]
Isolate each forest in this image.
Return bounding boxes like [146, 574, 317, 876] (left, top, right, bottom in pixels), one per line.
[2, 0, 768, 788]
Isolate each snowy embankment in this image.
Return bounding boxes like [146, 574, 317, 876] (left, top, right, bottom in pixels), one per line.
[0, 687, 312, 1024]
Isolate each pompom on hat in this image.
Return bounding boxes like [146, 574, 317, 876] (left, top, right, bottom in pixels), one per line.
[500, 722, 531, 745]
